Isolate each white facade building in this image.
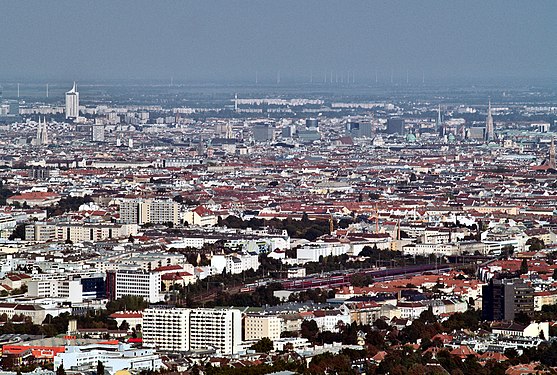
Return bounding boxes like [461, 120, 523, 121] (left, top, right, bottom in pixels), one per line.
[143, 308, 190, 351]
[54, 343, 162, 375]
[211, 252, 259, 275]
[115, 269, 162, 303]
[143, 307, 242, 355]
[296, 242, 349, 263]
[65, 82, 79, 119]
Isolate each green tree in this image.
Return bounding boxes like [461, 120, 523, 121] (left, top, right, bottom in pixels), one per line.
[9, 224, 26, 240]
[526, 237, 544, 251]
[520, 258, 528, 275]
[106, 296, 149, 314]
[300, 320, 319, 343]
[96, 361, 105, 375]
[250, 337, 274, 353]
[119, 320, 130, 331]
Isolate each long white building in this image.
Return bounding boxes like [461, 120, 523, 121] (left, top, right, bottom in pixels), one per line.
[143, 307, 242, 355]
[54, 343, 162, 375]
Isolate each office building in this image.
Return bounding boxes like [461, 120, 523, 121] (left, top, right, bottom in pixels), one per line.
[346, 121, 373, 138]
[65, 82, 79, 119]
[113, 268, 162, 303]
[253, 123, 274, 142]
[386, 118, 405, 135]
[281, 125, 295, 138]
[143, 307, 242, 355]
[482, 278, 534, 321]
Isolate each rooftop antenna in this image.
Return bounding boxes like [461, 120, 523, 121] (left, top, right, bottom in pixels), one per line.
[46, 83, 49, 98]
[170, 77, 173, 86]
[17, 83, 20, 98]
[375, 69, 378, 84]
[422, 71, 425, 84]
[352, 71, 355, 84]
[330, 71, 333, 84]
[234, 93, 238, 112]
[255, 71, 258, 84]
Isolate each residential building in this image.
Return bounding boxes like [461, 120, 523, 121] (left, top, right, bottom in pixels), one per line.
[143, 307, 242, 355]
[143, 307, 190, 351]
[210, 252, 259, 275]
[244, 314, 281, 341]
[119, 199, 179, 226]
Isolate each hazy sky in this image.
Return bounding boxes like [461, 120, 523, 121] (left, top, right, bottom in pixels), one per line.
[1, 0, 556, 83]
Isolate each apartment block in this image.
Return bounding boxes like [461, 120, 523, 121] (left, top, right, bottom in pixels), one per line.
[120, 199, 179, 226]
[143, 307, 242, 355]
[143, 307, 190, 351]
[244, 314, 281, 341]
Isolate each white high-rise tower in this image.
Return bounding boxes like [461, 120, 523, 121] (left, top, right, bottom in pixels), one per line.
[65, 82, 79, 119]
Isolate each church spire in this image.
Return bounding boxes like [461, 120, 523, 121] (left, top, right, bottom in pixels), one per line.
[485, 98, 494, 142]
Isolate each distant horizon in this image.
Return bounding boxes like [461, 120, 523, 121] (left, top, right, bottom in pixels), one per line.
[1, 1, 555, 85]
[1, 74, 556, 88]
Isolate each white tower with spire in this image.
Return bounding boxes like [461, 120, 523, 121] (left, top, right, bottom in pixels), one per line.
[65, 82, 79, 119]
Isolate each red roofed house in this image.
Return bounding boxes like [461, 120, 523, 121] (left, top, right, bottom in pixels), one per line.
[2, 345, 65, 368]
[6, 192, 61, 207]
[183, 205, 218, 226]
[450, 345, 478, 359]
[152, 265, 196, 289]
